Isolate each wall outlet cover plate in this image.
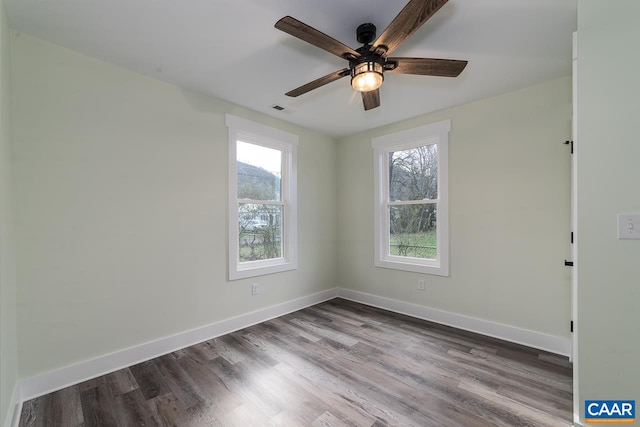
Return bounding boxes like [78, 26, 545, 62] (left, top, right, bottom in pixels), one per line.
[617, 213, 640, 239]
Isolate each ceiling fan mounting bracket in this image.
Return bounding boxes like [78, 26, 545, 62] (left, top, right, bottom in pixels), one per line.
[372, 45, 389, 56]
[384, 61, 398, 71]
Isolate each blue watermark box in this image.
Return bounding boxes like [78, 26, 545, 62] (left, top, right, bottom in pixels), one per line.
[585, 400, 635, 423]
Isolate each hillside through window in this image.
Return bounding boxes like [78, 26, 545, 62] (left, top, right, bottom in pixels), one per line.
[237, 141, 283, 262]
[226, 115, 298, 280]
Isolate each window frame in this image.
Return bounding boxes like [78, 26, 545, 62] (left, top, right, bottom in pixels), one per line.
[226, 114, 298, 280]
[372, 119, 450, 276]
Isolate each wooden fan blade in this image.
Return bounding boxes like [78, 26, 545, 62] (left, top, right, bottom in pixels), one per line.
[285, 68, 351, 97]
[386, 58, 468, 77]
[372, 0, 449, 56]
[276, 16, 360, 60]
[362, 89, 381, 111]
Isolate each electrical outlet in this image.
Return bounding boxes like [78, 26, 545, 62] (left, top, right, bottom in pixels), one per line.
[251, 283, 259, 295]
[417, 279, 425, 291]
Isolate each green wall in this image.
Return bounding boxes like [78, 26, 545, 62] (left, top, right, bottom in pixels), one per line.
[11, 33, 338, 378]
[0, 0, 18, 425]
[337, 76, 572, 339]
[576, 1, 640, 424]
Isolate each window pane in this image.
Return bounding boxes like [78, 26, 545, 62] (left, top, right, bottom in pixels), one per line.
[237, 141, 282, 201]
[389, 204, 437, 259]
[239, 203, 283, 262]
[389, 144, 438, 201]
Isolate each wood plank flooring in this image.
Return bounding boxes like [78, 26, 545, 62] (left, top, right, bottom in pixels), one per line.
[19, 298, 573, 426]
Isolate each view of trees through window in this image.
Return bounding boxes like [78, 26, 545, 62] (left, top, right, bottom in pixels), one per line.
[236, 141, 283, 262]
[388, 143, 438, 259]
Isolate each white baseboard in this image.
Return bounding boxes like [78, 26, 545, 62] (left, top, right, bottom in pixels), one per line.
[4, 382, 21, 427]
[18, 288, 339, 403]
[337, 288, 571, 357]
[13, 285, 571, 423]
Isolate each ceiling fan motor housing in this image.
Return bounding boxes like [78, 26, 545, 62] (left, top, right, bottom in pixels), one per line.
[356, 23, 377, 45]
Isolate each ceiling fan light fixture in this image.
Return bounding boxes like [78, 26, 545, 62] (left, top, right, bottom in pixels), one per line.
[276, 1, 468, 110]
[351, 61, 384, 92]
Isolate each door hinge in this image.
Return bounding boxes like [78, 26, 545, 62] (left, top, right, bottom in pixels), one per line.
[564, 140, 574, 153]
[571, 232, 574, 244]
[571, 320, 574, 333]
[564, 260, 574, 267]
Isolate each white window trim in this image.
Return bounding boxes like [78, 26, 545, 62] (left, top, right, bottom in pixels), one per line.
[372, 119, 450, 276]
[226, 114, 298, 280]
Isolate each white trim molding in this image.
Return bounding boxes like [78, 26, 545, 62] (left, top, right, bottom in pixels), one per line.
[17, 288, 338, 403]
[372, 120, 450, 276]
[5, 383, 21, 427]
[226, 114, 299, 280]
[337, 288, 571, 357]
[11, 286, 570, 424]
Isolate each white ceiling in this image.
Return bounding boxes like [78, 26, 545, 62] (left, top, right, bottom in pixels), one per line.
[4, 0, 577, 138]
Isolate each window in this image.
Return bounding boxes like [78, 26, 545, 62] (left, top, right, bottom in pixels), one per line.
[372, 120, 450, 276]
[226, 114, 298, 280]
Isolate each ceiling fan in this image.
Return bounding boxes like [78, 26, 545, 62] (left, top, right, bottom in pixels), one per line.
[275, 0, 468, 111]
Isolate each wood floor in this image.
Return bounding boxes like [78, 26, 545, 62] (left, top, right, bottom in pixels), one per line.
[19, 298, 573, 427]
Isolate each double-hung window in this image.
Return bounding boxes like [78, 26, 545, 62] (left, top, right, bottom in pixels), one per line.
[372, 120, 450, 276]
[226, 114, 298, 280]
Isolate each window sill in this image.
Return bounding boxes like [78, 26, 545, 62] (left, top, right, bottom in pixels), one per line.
[374, 258, 449, 277]
[229, 260, 297, 280]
